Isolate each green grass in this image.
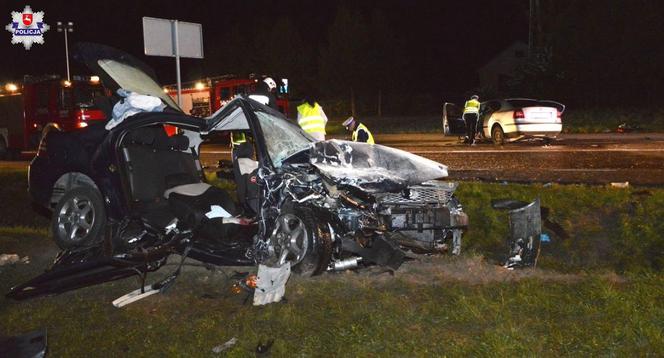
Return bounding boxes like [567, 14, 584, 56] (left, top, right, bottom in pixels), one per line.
[1, 171, 664, 355]
[563, 108, 664, 134]
[1, 255, 662, 356]
[0, 170, 49, 228]
[455, 182, 664, 273]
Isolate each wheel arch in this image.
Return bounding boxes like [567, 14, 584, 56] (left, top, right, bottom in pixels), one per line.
[50, 172, 101, 208]
[490, 122, 504, 137]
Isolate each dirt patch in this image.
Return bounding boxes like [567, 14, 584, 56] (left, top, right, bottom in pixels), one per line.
[305, 254, 627, 287]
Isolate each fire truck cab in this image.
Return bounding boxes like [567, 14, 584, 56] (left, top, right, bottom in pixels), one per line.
[0, 75, 107, 156]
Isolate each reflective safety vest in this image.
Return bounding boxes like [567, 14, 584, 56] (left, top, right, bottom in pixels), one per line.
[297, 103, 326, 135]
[352, 123, 375, 144]
[463, 99, 480, 114]
[231, 132, 246, 146]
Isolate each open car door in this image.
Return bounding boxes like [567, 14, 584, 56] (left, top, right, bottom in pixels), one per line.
[442, 102, 465, 136]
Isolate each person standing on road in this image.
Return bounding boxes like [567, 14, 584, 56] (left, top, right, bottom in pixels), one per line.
[297, 94, 328, 141]
[342, 116, 375, 144]
[248, 77, 278, 110]
[463, 94, 481, 145]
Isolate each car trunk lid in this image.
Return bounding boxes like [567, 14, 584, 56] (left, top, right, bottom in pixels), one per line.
[74, 42, 181, 113]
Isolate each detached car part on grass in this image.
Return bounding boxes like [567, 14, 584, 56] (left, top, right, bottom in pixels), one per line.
[492, 198, 542, 269]
[7, 43, 468, 300]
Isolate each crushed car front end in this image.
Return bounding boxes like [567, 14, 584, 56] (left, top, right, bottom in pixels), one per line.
[254, 130, 469, 271]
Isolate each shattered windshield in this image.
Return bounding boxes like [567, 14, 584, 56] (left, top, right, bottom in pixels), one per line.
[256, 110, 313, 167]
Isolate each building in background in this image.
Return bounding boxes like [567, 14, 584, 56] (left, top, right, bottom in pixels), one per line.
[477, 41, 528, 92]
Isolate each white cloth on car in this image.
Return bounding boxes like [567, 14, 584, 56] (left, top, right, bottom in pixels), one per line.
[248, 94, 269, 106]
[106, 89, 166, 130]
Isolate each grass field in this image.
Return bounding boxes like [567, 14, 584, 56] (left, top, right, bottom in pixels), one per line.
[1, 169, 663, 356]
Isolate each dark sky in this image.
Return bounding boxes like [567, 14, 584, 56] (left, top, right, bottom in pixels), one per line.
[0, 0, 528, 91]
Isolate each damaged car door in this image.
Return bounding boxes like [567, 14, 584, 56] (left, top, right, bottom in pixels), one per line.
[442, 102, 466, 137]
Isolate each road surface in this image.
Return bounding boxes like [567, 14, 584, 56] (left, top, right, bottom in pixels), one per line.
[3, 133, 663, 186]
[199, 133, 664, 185]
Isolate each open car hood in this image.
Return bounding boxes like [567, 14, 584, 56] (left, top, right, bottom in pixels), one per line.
[74, 42, 180, 112]
[310, 140, 448, 193]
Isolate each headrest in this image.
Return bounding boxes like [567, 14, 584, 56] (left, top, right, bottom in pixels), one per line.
[127, 127, 159, 145]
[126, 126, 188, 151]
[169, 135, 189, 151]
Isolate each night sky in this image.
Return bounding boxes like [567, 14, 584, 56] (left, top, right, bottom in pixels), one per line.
[1, 0, 528, 92]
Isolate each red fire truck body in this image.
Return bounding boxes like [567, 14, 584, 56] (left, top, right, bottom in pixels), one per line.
[165, 76, 290, 118]
[0, 75, 106, 154]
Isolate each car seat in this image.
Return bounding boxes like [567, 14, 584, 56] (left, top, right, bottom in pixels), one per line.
[231, 142, 259, 214]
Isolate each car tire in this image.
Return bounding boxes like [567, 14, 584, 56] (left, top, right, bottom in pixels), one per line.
[271, 205, 332, 276]
[492, 125, 505, 145]
[51, 186, 106, 249]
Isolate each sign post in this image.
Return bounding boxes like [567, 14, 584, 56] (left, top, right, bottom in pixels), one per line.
[142, 17, 203, 108]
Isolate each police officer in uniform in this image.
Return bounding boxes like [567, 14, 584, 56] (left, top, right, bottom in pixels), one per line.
[342, 116, 374, 144]
[463, 94, 481, 145]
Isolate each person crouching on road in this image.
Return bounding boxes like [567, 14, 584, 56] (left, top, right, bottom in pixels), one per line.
[343, 116, 375, 144]
[463, 94, 481, 145]
[297, 95, 328, 141]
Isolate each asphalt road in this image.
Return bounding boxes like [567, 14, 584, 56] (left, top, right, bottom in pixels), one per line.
[3, 133, 663, 186]
[199, 132, 664, 186]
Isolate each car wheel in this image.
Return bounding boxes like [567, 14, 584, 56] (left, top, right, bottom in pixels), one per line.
[492, 125, 505, 145]
[51, 186, 106, 249]
[270, 206, 332, 276]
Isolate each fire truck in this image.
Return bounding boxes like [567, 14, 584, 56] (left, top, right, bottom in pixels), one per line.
[164, 75, 290, 118]
[0, 75, 107, 158]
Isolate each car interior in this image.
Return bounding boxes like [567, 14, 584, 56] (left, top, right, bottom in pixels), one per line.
[119, 124, 255, 246]
[229, 132, 260, 215]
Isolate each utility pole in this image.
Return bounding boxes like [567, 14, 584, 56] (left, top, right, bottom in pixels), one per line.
[56, 21, 74, 81]
[172, 19, 182, 107]
[528, 0, 541, 55]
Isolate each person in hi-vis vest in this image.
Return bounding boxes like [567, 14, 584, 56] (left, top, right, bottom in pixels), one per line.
[342, 116, 374, 144]
[463, 94, 481, 145]
[297, 95, 328, 141]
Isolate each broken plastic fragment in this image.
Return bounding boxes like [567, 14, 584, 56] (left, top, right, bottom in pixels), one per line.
[212, 337, 238, 354]
[610, 182, 629, 188]
[253, 262, 291, 306]
[205, 205, 232, 219]
[0, 254, 29, 266]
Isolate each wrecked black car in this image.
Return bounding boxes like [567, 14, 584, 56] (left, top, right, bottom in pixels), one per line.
[9, 43, 467, 300]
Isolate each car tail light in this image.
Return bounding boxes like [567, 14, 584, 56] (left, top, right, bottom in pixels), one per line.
[513, 109, 525, 120]
[556, 110, 562, 118]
